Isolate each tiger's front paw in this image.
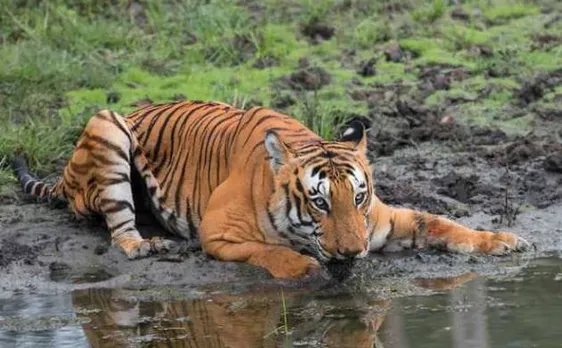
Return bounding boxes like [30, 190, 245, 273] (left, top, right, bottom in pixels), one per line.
[120, 237, 179, 259]
[487, 232, 531, 255]
[149, 237, 180, 254]
[121, 239, 152, 259]
[267, 253, 321, 280]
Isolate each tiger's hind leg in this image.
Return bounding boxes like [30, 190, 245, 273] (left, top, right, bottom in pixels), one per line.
[77, 110, 177, 259]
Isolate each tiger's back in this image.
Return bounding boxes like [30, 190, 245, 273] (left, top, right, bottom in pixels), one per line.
[125, 100, 319, 240]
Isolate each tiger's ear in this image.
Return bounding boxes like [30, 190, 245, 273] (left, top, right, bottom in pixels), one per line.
[265, 130, 293, 173]
[338, 116, 370, 153]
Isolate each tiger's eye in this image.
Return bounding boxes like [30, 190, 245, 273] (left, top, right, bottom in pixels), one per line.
[313, 197, 329, 211]
[355, 192, 365, 206]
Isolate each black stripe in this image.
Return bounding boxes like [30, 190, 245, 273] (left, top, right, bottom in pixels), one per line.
[295, 178, 304, 194]
[241, 114, 280, 148]
[185, 199, 197, 240]
[129, 102, 180, 132]
[214, 114, 241, 185]
[129, 106, 159, 132]
[301, 154, 327, 167]
[413, 213, 426, 249]
[68, 161, 92, 175]
[75, 143, 124, 167]
[99, 176, 131, 186]
[243, 140, 265, 166]
[107, 111, 132, 142]
[83, 133, 129, 162]
[150, 102, 186, 162]
[32, 182, 45, 196]
[200, 114, 238, 193]
[156, 105, 190, 191]
[110, 219, 135, 232]
[188, 107, 224, 218]
[282, 184, 291, 221]
[230, 107, 264, 149]
[160, 104, 218, 199]
[267, 205, 279, 232]
[293, 192, 305, 224]
[100, 199, 135, 214]
[138, 104, 178, 145]
[310, 163, 326, 177]
[23, 180, 35, 193]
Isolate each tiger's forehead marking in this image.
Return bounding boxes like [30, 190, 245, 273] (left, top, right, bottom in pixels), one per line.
[348, 165, 367, 191]
[303, 167, 330, 197]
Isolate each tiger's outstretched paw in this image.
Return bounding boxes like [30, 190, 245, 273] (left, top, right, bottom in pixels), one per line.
[516, 236, 532, 251]
[488, 232, 531, 255]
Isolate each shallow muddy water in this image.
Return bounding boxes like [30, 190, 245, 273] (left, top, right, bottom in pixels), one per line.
[382, 256, 562, 348]
[0, 256, 560, 348]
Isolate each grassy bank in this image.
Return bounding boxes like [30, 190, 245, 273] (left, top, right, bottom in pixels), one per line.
[1, 0, 561, 186]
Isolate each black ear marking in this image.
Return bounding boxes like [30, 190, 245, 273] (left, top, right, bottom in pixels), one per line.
[338, 116, 371, 143]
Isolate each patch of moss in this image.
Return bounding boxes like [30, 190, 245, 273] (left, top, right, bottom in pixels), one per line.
[425, 75, 518, 107]
[425, 89, 477, 106]
[452, 103, 532, 134]
[441, 23, 493, 49]
[361, 62, 417, 84]
[520, 49, 562, 72]
[481, 3, 539, 22]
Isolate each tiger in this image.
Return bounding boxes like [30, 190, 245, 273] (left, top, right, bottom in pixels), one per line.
[11, 100, 530, 279]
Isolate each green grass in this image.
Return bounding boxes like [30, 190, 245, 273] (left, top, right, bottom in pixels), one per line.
[481, 2, 539, 22]
[1, 0, 560, 185]
[264, 288, 291, 340]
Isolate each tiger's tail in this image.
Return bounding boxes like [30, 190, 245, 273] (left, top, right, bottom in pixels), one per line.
[11, 155, 65, 202]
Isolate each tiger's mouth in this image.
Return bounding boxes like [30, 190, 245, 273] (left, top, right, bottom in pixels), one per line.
[325, 258, 356, 281]
[301, 244, 357, 281]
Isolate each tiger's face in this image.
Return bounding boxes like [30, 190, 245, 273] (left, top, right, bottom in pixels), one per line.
[265, 119, 374, 262]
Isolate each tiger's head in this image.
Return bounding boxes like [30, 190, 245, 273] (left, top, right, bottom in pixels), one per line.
[265, 118, 374, 263]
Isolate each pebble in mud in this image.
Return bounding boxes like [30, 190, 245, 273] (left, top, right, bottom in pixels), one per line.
[94, 244, 109, 255]
[544, 151, 562, 173]
[49, 262, 70, 271]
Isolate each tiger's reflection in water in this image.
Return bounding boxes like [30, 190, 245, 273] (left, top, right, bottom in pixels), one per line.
[71, 287, 390, 348]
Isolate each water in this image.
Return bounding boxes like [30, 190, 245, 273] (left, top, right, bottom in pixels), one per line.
[0, 257, 561, 348]
[382, 257, 562, 348]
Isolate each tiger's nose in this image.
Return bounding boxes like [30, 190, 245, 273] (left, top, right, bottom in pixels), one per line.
[337, 247, 363, 259]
